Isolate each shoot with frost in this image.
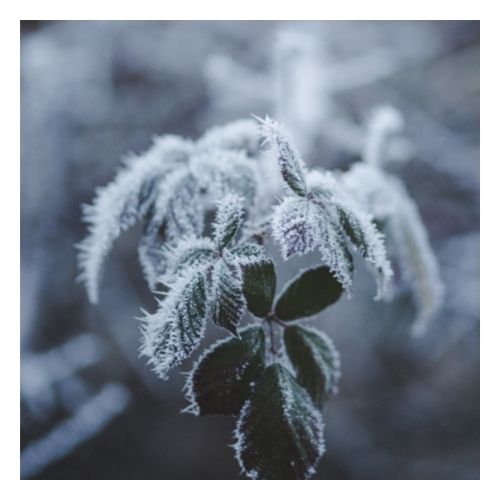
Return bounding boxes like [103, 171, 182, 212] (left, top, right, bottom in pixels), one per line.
[78, 111, 442, 478]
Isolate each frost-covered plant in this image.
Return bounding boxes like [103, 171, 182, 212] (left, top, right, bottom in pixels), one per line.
[343, 106, 444, 336]
[78, 113, 439, 479]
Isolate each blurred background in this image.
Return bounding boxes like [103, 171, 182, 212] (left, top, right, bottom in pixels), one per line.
[20, 20, 479, 480]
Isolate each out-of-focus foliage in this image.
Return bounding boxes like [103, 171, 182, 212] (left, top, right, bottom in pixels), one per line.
[21, 21, 479, 480]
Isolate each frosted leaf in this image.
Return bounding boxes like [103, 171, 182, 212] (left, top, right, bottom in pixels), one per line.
[151, 170, 204, 242]
[212, 194, 245, 250]
[147, 134, 194, 163]
[275, 266, 343, 321]
[196, 119, 260, 156]
[77, 136, 191, 303]
[256, 115, 308, 197]
[389, 194, 444, 336]
[211, 260, 246, 336]
[227, 242, 266, 266]
[271, 196, 316, 259]
[234, 363, 325, 480]
[140, 269, 209, 379]
[183, 325, 266, 416]
[138, 225, 169, 290]
[136, 169, 204, 288]
[307, 170, 393, 299]
[363, 105, 405, 169]
[192, 149, 259, 208]
[313, 208, 354, 295]
[241, 260, 276, 318]
[341, 163, 397, 219]
[343, 162, 444, 335]
[335, 202, 393, 299]
[284, 325, 342, 407]
[162, 237, 217, 285]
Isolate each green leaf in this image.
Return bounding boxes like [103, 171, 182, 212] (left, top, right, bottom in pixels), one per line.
[275, 266, 343, 321]
[228, 241, 266, 265]
[234, 363, 325, 480]
[184, 326, 266, 416]
[337, 206, 369, 257]
[140, 269, 209, 379]
[164, 237, 216, 281]
[242, 260, 276, 318]
[212, 193, 245, 249]
[284, 325, 341, 408]
[211, 261, 245, 336]
[316, 212, 354, 295]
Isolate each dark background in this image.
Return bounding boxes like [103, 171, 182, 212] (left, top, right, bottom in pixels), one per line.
[20, 20, 479, 479]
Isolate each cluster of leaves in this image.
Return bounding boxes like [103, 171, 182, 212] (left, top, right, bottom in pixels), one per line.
[78, 112, 442, 479]
[258, 115, 393, 299]
[184, 261, 342, 479]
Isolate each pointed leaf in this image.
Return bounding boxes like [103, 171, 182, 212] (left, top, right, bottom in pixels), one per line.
[212, 193, 245, 249]
[242, 260, 276, 318]
[228, 241, 266, 266]
[258, 116, 308, 197]
[234, 363, 325, 480]
[211, 261, 245, 336]
[271, 197, 316, 259]
[284, 325, 341, 408]
[140, 270, 208, 379]
[275, 266, 343, 321]
[315, 208, 354, 296]
[184, 326, 266, 416]
[163, 237, 216, 283]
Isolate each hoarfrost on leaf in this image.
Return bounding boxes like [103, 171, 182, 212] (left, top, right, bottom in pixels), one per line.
[271, 196, 316, 259]
[78, 109, 442, 479]
[257, 115, 308, 197]
[211, 260, 246, 336]
[234, 363, 325, 480]
[343, 104, 444, 334]
[196, 118, 260, 156]
[212, 194, 245, 250]
[140, 269, 209, 379]
[183, 325, 266, 416]
[77, 135, 192, 303]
